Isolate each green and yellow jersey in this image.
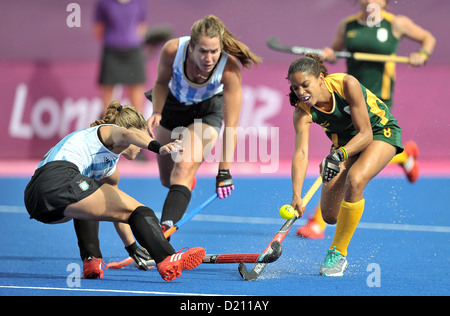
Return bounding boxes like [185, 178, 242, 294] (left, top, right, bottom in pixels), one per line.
[297, 73, 403, 153]
[344, 11, 400, 109]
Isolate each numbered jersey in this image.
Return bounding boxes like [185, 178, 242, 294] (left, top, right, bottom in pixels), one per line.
[297, 73, 403, 153]
[344, 11, 400, 108]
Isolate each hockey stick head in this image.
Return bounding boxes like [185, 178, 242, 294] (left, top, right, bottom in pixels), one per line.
[238, 241, 283, 281]
[266, 37, 279, 47]
[259, 241, 282, 263]
[267, 37, 323, 56]
[238, 262, 261, 281]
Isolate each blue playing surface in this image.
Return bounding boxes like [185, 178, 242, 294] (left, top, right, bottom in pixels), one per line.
[0, 176, 449, 299]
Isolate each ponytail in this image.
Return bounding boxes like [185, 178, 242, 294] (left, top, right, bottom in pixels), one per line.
[91, 101, 147, 130]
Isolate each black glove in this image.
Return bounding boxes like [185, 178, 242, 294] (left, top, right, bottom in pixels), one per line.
[321, 148, 346, 183]
[125, 242, 152, 271]
[216, 169, 234, 199]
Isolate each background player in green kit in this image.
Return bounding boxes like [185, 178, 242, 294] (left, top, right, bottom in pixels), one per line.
[298, 0, 436, 239]
[287, 54, 403, 276]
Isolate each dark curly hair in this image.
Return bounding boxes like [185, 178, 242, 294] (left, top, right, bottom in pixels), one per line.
[287, 53, 329, 106]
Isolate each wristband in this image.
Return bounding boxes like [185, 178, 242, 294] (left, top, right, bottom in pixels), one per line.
[338, 147, 348, 161]
[218, 169, 231, 176]
[418, 49, 429, 60]
[147, 140, 162, 154]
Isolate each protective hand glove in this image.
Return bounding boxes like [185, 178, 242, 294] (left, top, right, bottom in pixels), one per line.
[216, 169, 234, 199]
[321, 148, 346, 183]
[125, 242, 152, 271]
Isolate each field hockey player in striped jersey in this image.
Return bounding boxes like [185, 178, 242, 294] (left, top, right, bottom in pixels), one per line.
[24, 101, 205, 281]
[145, 15, 261, 235]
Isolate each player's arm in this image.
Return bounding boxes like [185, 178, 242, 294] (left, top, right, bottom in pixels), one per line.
[214, 57, 242, 198]
[393, 15, 436, 66]
[322, 18, 347, 63]
[342, 75, 373, 156]
[320, 76, 372, 183]
[147, 39, 177, 137]
[101, 125, 182, 155]
[291, 107, 312, 215]
[219, 57, 242, 171]
[93, 22, 104, 41]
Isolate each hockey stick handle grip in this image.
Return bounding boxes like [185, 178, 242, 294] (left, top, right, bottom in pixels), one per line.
[301, 176, 323, 207]
[175, 193, 218, 229]
[267, 37, 410, 64]
[164, 193, 218, 236]
[352, 52, 410, 63]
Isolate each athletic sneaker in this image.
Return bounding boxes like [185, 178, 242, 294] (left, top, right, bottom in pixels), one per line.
[319, 247, 348, 277]
[156, 247, 205, 281]
[296, 217, 325, 239]
[402, 141, 419, 183]
[83, 256, 108, 279]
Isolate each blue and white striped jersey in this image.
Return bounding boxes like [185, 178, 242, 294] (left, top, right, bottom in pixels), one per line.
[37, 125, 121, 180]
[168, 36, 229, 105]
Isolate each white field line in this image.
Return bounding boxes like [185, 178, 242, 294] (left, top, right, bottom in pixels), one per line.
[1, 205, 449, 233]
[0, 285, 237, 296]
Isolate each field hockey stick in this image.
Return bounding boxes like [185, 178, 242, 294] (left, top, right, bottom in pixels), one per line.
[238, 176, 323, 281]
[107, 193, 218, 269]
[267, 37, 410, 64]
[136, 252, 276, 268]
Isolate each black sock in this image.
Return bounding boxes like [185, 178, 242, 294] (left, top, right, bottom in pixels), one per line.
[128, 206, 175, 263]
[161, 184, 191, 227]
[73, 219, 102, 260]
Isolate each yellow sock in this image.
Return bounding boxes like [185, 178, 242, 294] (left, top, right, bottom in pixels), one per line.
[330, 199, 365, 257]
[312, 205, 327, 231]
[389, 151, 408, 165]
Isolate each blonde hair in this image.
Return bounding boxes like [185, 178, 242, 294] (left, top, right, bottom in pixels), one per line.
[91, 101, 147, 130]
[190, 15, 262, 69]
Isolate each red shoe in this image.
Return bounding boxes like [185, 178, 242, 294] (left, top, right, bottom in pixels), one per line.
[296, 218, 325, 239]
[402, 141, 419, 183]
[404, 141, 419, 159]
[156, 247, 205, 281]
[83, 256, 107, 279]
[191, 176, 197, 191]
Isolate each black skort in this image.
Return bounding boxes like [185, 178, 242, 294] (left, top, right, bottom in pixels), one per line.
[145, 90, 223, 132]
[99, 45, 146, 85]
[24, 161, 103, 224]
